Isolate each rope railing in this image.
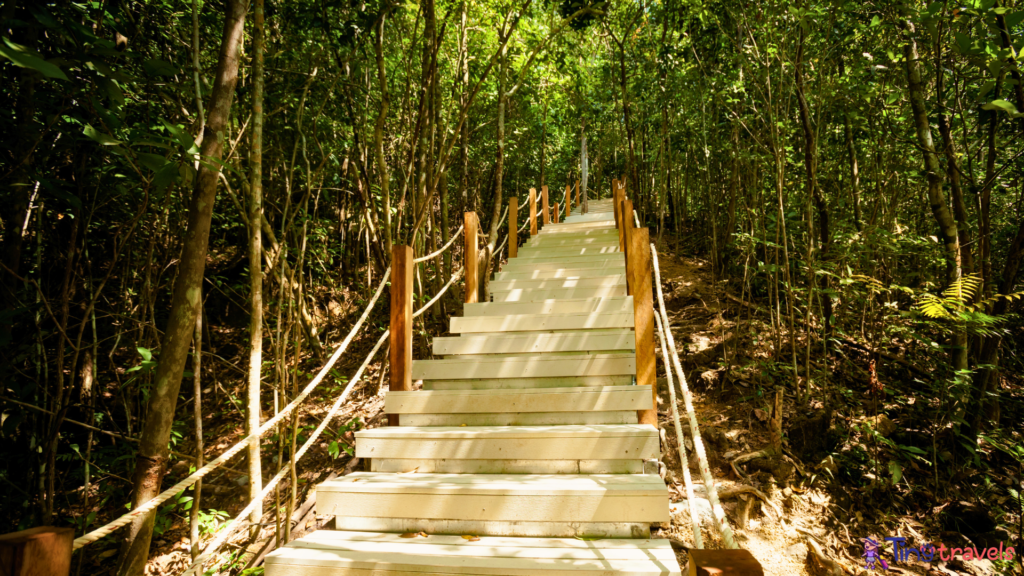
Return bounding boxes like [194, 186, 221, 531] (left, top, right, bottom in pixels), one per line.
[653, 309, 704, 548]
[181, 264, 465, 576]
[651, 246, 738, 549]
[72, 265, 392, 551]
[415, 225, 463, 263]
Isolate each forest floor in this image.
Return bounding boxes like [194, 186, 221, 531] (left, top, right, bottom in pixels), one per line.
[652, 238, 1022, 576]
[85, 241, 1021, 576]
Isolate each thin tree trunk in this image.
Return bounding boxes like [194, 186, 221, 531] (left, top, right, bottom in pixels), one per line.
[117, 2, 247, 573]
[246, 0, 266, 538]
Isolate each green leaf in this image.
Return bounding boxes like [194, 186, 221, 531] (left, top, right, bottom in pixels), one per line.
[83, 124, 123, 146]
[889, 460, 902, 485]
[1006, 11, 1024, 28]
[137, 347, 153, 361]
[0, 37, 68, 80]
[143, 58, 177, 77]
[981, 99, 1019, 115]
[870, 15, 881, 27]
[161, 119, 198, 153]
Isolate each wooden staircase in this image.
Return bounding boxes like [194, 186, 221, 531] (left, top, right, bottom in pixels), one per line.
[266, 198, 683, 575]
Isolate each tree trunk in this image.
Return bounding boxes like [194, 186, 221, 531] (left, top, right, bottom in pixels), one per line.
[117, 2, 247, 574]
[246, 0, 266, 538]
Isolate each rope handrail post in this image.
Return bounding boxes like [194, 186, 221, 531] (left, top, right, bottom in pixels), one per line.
[509, 197, 518, 259]
[553, 201, 560, 224]
[464, 212, 479, 303]
[575, 179, 580, 210]
[631, 227, 657, 428]
[529, 188, 538, 236]
[541, 184, 550, 227]
[622, 197, 636, 297]
[613, 179, 624, 249]
[389, 245, 413, 427]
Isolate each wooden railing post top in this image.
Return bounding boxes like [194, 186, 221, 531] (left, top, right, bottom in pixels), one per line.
[0, 525, 74, 576]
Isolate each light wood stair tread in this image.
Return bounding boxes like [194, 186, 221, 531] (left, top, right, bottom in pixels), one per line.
[265, 531, 681, 575]
[386, 385, 650, 413]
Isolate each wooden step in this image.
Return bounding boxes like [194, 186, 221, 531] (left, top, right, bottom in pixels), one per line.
[499, 258, 625, 273]
[502, 253, 624, 268]
[387, 385, 647, 414]
[451, 312, 632, 334]
[515, 246, 621, 258]
[369, 457, 644, 474]
[423, 375, 632, 390]
[533, 228, 618, 239]
[265, 531, 682, 575]
[410, 354, 635, 381]
[356, 424, 659, 461]
[494, 268, 625, 281]
[463, 296, 633, 316]
[434, 330, 635, 355]
[397, 410, 637, 427]
[489, 276, 625, 293]
[316, 473, 671, 525]
[525, 238, 620, 248]
[490, 285, 628, 301]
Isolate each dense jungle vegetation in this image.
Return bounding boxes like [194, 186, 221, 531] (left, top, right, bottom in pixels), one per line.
[0, 0, 1022, 573]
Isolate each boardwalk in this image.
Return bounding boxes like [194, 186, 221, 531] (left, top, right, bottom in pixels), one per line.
[266, 199, 683, 575]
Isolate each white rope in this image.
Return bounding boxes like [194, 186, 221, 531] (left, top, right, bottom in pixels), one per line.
[72, 266, 392, 550]
[518, 196, 529, 212]
[634, 209, 641, 228]
[651, 246, 738, 549]
[183, 264, 464, 575]
[182, 328, 391, 576]
[654, 309, 704, 548]
[415, 225, 463, 263]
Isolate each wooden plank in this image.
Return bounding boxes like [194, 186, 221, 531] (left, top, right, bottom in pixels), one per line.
[435, 331, 635, 355]
[266, 531, 680, 574]
[389, 245, 414, 427]
[514, 246, 621, 258]
[464, 212, 478, 304]
[499, 258, 625, 272]
[509, 196, 517, 259]
[370, 458, 644, 474]
[0, 527, 73, 576]
[689, 550, 766, 576]
[324, 518, 652, 540]
[463, 296, 632, 316]
[525, 239, 620, 250]
[541, 184, 549, 226]
[489, 275, 625, 292]
[529, 187, 537, 236]
[356, 424, 659, 461]
[411, 354, 635, 381]
[450, 312, 632, 334]
[530, 228, 618, 239]
[397, 411, 636, 426]
[424, 375, 632, 390]
[316, 473, 669, 524]
[490, 285, 628, 302]
[387, 385, 650, 414]
[493, 268, 628, 281]
[622, 198, 635, 296]
[631, 228, 657, 428]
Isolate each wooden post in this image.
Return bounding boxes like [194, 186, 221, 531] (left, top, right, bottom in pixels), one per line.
[553, 202, 560, 224]
[529, 188, 538, 236]
[388, 245, 414, 426]
[509, 196, 518, 258]
[465, 212, 478, 304]
[631, 228, 657, 428]
[0, 527, 73, 576]
[575, 179, 580, 209]
[688, 550, 765, 576]
[622, 198, 635, 296]
[541, 185, 549, 226]
[565, 191, 570, 220]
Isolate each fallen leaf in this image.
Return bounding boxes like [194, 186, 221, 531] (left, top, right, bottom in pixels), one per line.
[418, 532, 428, 538]
[462, 535, 480, 541]
[575, 535, 602, 541]
[754, 409, 768, 422]
[400, 533, 418, 539]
